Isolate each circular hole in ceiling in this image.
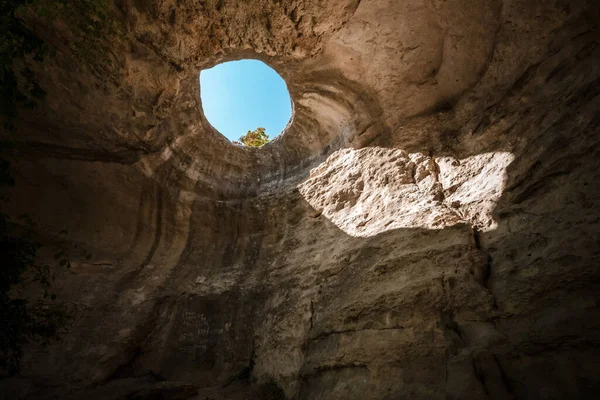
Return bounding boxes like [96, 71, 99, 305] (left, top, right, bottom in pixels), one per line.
[199, 60, 293, 146]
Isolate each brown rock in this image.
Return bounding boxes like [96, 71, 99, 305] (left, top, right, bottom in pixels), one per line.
[1, 0, 600, 399]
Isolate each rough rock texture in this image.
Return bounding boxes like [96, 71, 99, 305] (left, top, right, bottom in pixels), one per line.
[1, 0, 600, 399]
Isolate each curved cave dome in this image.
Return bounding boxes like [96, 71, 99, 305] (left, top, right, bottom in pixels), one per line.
[2, 0, 600, 399]
[199, 60, 293, 144]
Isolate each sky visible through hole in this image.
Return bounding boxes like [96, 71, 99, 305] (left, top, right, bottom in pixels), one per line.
[200, 60, 292, 143]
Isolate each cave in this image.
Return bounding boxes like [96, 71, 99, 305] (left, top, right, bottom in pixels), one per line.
[1, 1, 599, 399]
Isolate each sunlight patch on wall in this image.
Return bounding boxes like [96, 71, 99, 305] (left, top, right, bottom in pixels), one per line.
[299, 148, 514, 237]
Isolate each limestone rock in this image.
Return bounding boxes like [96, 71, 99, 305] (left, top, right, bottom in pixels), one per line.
[1, 0, 600, 399]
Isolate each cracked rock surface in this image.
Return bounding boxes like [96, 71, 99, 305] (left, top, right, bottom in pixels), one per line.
[1, 0, 600, 399]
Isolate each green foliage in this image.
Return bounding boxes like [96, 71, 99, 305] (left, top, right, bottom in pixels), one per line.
[0, 162, 73, 376]
[28, 0, 122, 66]
[0, 289, 66, 376]
[0, 210, 71, 376]
[0, 0, 121, 128]
[0, 0, 112, 373]
[0, 0, 47, 129]
[234, 127, 271, 147]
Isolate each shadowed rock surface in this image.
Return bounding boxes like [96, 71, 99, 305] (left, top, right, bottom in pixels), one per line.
[1, 0, 599, 399]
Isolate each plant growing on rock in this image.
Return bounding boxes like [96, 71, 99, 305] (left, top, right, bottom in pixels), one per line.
[0, 0, 46, 128]
[0, 210, 73, 376]
[234, 127, 271, 147]
[0, 0, 122, 128]
[0, 162, 88, 376]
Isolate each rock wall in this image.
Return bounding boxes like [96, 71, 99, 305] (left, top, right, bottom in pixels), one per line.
[1, 0, 600, 399]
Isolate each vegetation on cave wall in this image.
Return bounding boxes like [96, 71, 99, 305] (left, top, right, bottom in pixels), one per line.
[0, 181, 92, 376]
[0, 0, 122, 128]
[0, 163, 72, 376]
[0, 0, 106, 376]
[0, 0, 46, 128]
[234, 127, 271, 147]
[26, 0, 123, 67]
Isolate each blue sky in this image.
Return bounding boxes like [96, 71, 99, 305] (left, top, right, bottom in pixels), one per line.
[200, 60, 292, 142]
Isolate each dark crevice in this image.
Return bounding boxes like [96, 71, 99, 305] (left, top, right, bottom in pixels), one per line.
[510, 63, 541, 94]
[309, 325, 404, 342]
[105, 346, 142, 381]
[136, 185, 164, 271]
[512, 170, 570, 204]
[494, 355, 517, 398]
[134, 33, 184, 71]
[472, 228, 482, 250]
[442, 310, 465, 349]
[114, 185, 164, 292]
[473, 229, 493, 290]
[472, 358, 490, 396]
[289, 7, 298, 23]
[104, 296, 173, 383]
[222, 338, 256, 388]
[483, 255, 492, 289]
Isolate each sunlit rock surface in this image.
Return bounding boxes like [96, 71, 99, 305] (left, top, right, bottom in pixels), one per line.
[1, 0, 600, 399]
[299, 148, 514, 236]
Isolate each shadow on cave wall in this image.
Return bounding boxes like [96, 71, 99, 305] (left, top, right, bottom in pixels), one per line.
[9, 114, 599, 399]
